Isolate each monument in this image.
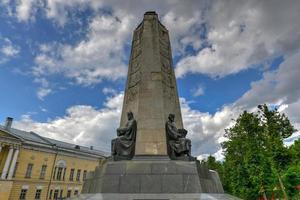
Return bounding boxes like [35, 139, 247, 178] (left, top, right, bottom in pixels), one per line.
[78, 12, 239, 200]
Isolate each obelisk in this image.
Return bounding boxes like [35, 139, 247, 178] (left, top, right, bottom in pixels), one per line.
[120, 11, 183, 156]
[81, 12, 227, 198]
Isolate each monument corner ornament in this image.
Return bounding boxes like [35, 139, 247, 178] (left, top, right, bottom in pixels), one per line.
[79, 11, 235, 199]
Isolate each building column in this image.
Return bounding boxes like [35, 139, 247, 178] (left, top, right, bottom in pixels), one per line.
[1, 146, 14, 179]
[7, 147, 19, 180]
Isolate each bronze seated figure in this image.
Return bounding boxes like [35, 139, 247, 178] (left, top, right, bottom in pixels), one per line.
[165, 113, 195, 161]
[111, 112, 137, 160]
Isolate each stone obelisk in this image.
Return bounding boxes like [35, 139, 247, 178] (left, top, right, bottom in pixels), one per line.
[80, 12, 228, 199]
[120, 11, 183, 156]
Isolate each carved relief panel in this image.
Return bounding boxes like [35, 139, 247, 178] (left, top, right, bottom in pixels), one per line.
[125, 28, 143, 104]
[159, 27, 176, 101]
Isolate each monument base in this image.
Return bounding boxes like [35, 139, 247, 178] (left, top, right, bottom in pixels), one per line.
[81, 156, 224, 195]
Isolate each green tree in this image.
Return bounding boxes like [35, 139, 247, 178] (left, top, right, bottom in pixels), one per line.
[258, 104, 295, 171]
[222, 111, 275, 199]
[284, 139, 300, 199]
[258, 105, 296, 199]
[289, 139, 300, 164]
[222, 105, 296, 199]
[202, 155, 225, 188]
[283, 165, 300, 199]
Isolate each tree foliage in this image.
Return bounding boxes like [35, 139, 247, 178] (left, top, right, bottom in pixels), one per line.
[205, 104, 297, 200]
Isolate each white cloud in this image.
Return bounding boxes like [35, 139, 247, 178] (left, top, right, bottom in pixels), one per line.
[33, 13, 131, 86]
[1, 44, 19, 57]
[33, 77, 52, 100]
[192, 85, 205, 97]
[13, 92, 233, 158]
[102, 87, 117, 96]
[16, 0, 37, 21]
[180, 98, 236, 156]
[27, 2, 209, 101]
[229, 49, 300, 148]
[185, 46, 300, 157]
[0, 38, 20, 63]
[15, 93, 124, 152]
[235, 50, 300, 110]
[37, 87, 52, 100]
[4, 0, 300, 79]
[197, 149, 224, 161]
[175, 0, 300, 78]
[13, 80, 300, 160]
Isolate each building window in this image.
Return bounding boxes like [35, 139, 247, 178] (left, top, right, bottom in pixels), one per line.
[13, 162, 19, 178]
[48, 189, 53, 199]
[76, 169, 81, 181]
[67, 190, 72, 198]
[60, 190, 63, 198]
[25, 163, 33, 178]
[35, 189, 42, 200]
[40, 165, 47, 179]
[69, 168, 75, 181]
[83, 170, 87, 181]
[53, 190, 59, 200]
[62, 168, 66, 180]
[19, 189, 27, 200]
[74, 190, 78, 196]
[56, 167, 63, 180]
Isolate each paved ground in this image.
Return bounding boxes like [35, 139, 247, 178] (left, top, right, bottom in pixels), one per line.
[73, 193, 241, 200]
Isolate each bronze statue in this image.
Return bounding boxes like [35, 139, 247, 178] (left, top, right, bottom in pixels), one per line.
[165, 113, 194, 161]
[111, 111, 137, 160]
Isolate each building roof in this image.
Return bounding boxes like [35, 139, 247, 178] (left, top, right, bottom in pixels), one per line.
[0, 125, 109, 158]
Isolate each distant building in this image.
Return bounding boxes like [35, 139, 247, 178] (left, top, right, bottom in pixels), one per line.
[0, 117, 107, 200]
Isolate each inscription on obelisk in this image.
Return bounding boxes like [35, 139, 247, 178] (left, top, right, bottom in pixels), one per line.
[120, 11, 183, 155]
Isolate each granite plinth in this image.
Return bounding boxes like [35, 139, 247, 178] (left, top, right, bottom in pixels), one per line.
[81, 158, 224, 194]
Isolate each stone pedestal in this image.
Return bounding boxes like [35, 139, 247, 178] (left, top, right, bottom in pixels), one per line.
[82, 157, 224, 195]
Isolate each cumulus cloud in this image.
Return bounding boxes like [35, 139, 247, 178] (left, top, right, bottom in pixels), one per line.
[28, 1, 208, 87]
[32, 14, 131, 86]
[4, 0, 300, 78]
[186, 47, 300, 158]
[192, 85, 205, 97]
[14, 77, 300, 160]
[34, 77, 52, 100]
[13, 92, 234, 158]
[175, 0, 300, 78]
[37, 87, 52, 100]
[227, 50, 300, 149]
[0, 37, 20, 63]
[15, 93, 124, 152]
[236, 51, 300, 109]
[102, 87, 117, 96]
[180, 98, 236, 157]
[1, 44, 19, 57]
[16, 0, 38, 21]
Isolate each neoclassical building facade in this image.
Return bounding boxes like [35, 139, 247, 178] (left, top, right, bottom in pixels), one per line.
[0, 117, 107, 200]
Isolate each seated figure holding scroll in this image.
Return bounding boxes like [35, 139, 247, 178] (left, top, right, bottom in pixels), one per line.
[111, 111, 137, 160]
[165, 113, 194, 161]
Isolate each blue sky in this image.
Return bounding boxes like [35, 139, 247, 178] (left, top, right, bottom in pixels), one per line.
[1, 0, 300, 159]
